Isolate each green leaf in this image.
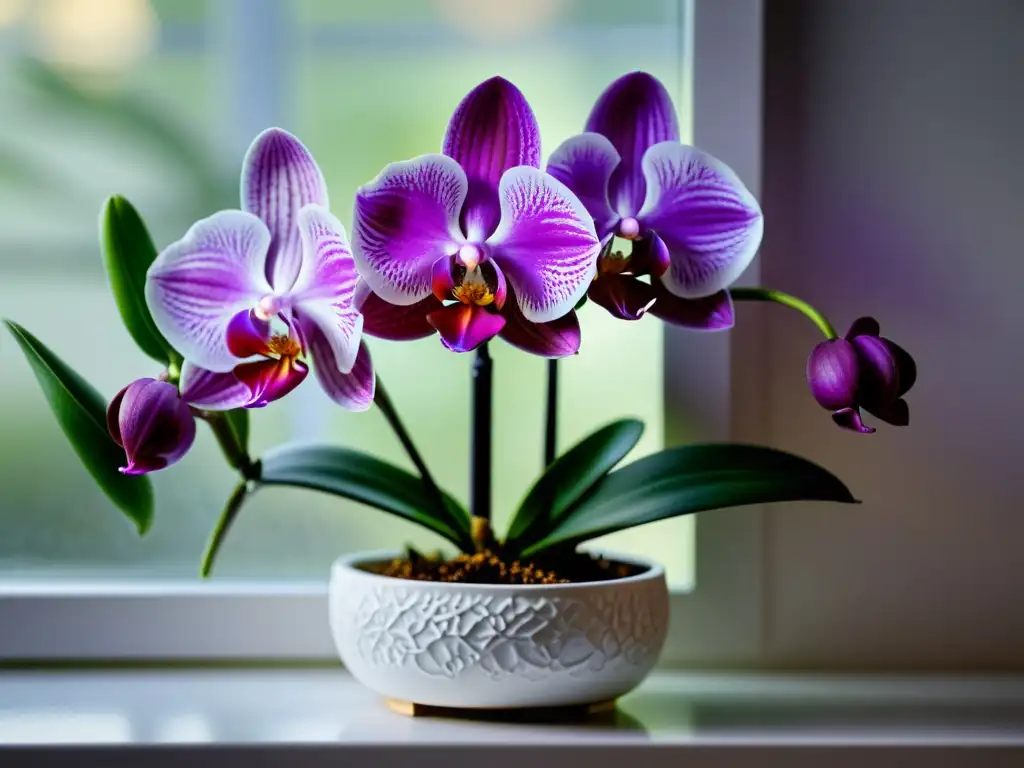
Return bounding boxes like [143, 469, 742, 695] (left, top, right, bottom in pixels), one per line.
[223, 408, 249, 454]
[259, 444, 473, 551]
[505, 418, 644, 552]
[101, 195, 177, 364]
[3, 320, 154, 534]
[522, 444, 858, 557]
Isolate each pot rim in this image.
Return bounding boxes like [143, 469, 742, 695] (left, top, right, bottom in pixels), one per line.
[331, 548, 665, 591]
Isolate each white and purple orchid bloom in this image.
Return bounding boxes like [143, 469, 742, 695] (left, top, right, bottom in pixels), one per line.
[546, 71, 764, 329]
[145, 128, 375, 412]
[105, 365, 252, 475]
[351, 77, 601, 357]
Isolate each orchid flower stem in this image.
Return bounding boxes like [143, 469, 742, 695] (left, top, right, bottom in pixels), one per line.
[471, 343, 493, 547]
[544, 358, 558, 467]
[200, 479, 255, 578]
[373, 378, 451, 526]
[202, 411, 256, 480]
[730, 287, 840, 340]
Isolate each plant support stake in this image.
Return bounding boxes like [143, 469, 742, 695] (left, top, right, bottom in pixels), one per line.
[471, 343, 493, 544]
[544, 358, 558, 467]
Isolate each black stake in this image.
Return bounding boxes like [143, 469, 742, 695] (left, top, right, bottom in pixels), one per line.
[471, 343, 493, 527]
[544, 358, 558, 467]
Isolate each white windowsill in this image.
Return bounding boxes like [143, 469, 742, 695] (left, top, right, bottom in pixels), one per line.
[0, 670, 1022, 766]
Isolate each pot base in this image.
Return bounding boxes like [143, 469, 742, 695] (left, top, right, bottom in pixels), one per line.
[385, 697, 618, 721]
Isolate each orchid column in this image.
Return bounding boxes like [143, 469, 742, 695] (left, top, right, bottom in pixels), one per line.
[351, 77, 601, 547]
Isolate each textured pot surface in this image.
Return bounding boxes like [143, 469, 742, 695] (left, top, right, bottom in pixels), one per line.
[329, 550, 670, 709]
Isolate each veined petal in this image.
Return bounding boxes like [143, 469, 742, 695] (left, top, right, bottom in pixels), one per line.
[499, 293, 580, 358]
[648, 281, 734, 330]
[359, 288, 442, 341]
[432, 256, 456, 301]
[442, 77, 541, 241]
[585, 72, 680, 218]
[146, 211, 272, 373]
[546, 132, 621, 242]
[310, 334, 376, 412]
[352, 154, 467, 306]
[178, 361, 252, 411]
[487, 167, 600, 323]
[290, 204, 362, 374]
[234, 357, 309, 408]
[638, 142, 763, 299]
[588, 273, 656, 321]
[241, 128, 328, 291]
[426, 303, 505, 353]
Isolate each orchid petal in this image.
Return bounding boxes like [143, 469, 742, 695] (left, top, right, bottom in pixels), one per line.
[648, 281, 735, 330]
[234, 357, 309, 408]
[546, 132, 621, 242]
[585, 72, 680, 218]
[845, 316, 881, 339]
[241, 128, 328, 291]
[807, 339, 861, 411]
[178, 361, 252, 411]
[499, 287, 581, 357]
[628, 230, 670, 278]
[851, 334, 900, 406]
[290, 204, 362, 374]
[832, 407, 875, 434]
[587, 274, 656, 321]
[432, 256, 456, 302]
[864, 398, 910, 427]
[225, 310, 272, 358]
[359, 288, 442, 341]
[442, 77, 541, 241]
[426, 303, 506, 353]
[487, 167, 599, 323]
[638, 142, 763, 299]
[146, 210, 272, 373]
[352, 154, 467, 306]
[310, 334, 376, 412]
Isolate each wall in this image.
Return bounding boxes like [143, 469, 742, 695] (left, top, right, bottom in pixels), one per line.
[760, 0, 1024, 668]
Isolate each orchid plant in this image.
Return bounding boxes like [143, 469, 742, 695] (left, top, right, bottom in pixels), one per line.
[4, 73, 916, 576]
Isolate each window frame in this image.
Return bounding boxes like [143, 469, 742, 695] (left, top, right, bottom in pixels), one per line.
[0, 0, 766, 665]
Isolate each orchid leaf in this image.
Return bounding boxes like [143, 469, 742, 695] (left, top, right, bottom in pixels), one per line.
[101, 195, 177, 364]
[521, 444, 857, 557]
[259, 444, 473, 551]
[3, 320, 154, 534]
[505, 418, 644, 552]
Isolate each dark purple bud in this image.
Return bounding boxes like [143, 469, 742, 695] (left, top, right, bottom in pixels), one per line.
[106, 378, 196, 475]
[806, 338, 861, 411]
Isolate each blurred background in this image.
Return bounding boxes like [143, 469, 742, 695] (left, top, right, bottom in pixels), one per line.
[0, 0, 696, 585]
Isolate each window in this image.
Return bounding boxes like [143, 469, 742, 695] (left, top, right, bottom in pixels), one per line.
[0, 0, 763, 664]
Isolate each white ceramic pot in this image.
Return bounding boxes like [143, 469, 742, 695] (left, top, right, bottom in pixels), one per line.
[328, 549, 669, 709]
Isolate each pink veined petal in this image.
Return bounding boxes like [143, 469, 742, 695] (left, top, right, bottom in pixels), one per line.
[585, 72, 680, 218]
[498, 293, 581, 358]
[487, 167, 600, 324]
[426, 303, 506, 354]
[289, 204, 362, 374]
[546, 132, 621, 242]
[146, 210, 272, 373]
[638, 142, 763, 299]
[241, 128, 329, 291]
[442, 77, 542, 241]
[360, 289, 442, 341]
[234, 357, 309, 408]
[178, 360, 252, 411]
[310, 333, 376, 412]
[648, 280, 735, 330]
[351, 154, 468, 307]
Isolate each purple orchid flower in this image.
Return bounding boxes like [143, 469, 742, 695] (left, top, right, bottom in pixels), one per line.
[106, 365, 252, 475]
[350, 77, 600, 357]
[546, 71, 763, 329]
[807, 317, 917, 434]
[145, 128, 374, 411]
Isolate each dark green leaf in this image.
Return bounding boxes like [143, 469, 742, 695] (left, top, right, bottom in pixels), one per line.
[522, 444, 858, 557]
[4, 320, 154, 534]
[100, 195, 176, 363]
[259, 444, 473, 550]
[505, 419, 644, 552]
[223, 409, 249, 454]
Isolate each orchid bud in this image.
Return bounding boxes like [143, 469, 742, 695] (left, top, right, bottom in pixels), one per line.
[806, 317, 917, 434]
[106, 378, 196, 475]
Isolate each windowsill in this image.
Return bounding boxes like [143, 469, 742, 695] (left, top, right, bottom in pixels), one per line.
[1, 669, 1022, 766]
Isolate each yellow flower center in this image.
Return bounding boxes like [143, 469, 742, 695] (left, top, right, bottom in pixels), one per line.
[266, 333, 301, 359]
[452, 267, 496, 306]
[597, 250, 630, 278]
